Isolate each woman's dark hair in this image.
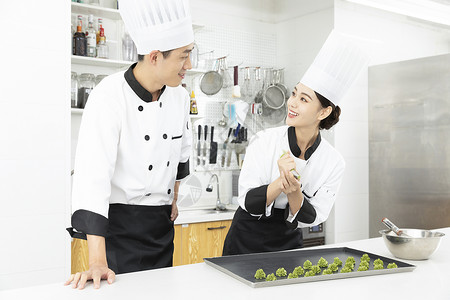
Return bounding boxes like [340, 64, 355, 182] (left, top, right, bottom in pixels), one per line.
[137, 49, 173, 61]
[314, 91, 341, 130]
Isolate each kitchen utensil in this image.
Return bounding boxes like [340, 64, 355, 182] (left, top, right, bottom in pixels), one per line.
[232, 66, 241, 98]
[200, 59, 223, 95]
[209, 126, 218, 164]
[234, 125, 246, 168]
[203, 125, 208, 165]
[242, 67, 251, 101]
[221, 128, 233, 167]
[204, 247, 416, 288]
[262, 104, 287, 125]
[254, 67, 263, 103]
[190, 42, 199, 69]
[197, 125, 202, 166]
[381, 218, 411, 237]
[275, 69, 289, 100]
[263, 69, 285, 110]
[218, 102, 228, 127]
[226, 129, 236, 167]
[219, 57, 233, 88]
[251, 102, 262, 132]
[379, 228, 445, 260]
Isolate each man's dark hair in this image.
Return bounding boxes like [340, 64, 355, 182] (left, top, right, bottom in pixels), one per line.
[138, 50, 173, 62]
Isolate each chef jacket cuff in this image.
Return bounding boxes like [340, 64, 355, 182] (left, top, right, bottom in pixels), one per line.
[176, 160, 190, 180]
[295, 199, 317, 224]
[286, 196, 304, 222]
[244, 184, 269, 215]
[71, 209, 109, 237]
[265, 202, 274, 217]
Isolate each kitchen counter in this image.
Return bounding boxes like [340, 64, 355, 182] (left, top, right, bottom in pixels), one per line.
[2, 228, 449, 299]
[175, 205, 238, 224]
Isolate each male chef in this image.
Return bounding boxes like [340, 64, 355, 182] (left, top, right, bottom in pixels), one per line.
[65, 0, 194, 289]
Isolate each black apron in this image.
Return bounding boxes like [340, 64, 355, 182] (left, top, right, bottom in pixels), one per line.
[105, 203, 174, 274]
[223, 207, 303, 256]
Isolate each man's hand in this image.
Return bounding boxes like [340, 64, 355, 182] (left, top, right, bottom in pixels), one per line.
[64, 263, 115, 290]
[171, 200, 179, 221]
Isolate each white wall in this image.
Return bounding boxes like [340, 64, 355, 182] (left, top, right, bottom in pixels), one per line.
[332, 0, 450, 243]
[0, 1, 71, 291]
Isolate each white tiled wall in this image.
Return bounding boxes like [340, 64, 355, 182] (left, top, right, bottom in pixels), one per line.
[0, 0, 71, 291]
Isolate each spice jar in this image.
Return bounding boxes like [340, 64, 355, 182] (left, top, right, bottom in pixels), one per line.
[78, 73, 95, 108]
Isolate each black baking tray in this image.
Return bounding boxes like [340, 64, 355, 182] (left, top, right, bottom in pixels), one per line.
[204, 247, 416, 288]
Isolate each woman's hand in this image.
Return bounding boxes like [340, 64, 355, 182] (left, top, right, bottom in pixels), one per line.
[65, 263, 115, 289]
[278, 152, 297, 178]
[280, 170, 301, 195]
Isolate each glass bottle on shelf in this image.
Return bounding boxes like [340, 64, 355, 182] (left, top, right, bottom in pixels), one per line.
[122, 30, 137, 61]
[73, 15, 87, 56]
[96, 18, 103, 45]
[95, 74, 108, 86]
[96, 27, 108, 59]
[189, 90, 198, 115]
[86, 14, 96, 57]
[71, 72, 79, 108]
[77, 73, 95, 108]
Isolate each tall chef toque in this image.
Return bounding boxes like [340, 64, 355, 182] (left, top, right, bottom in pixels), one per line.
[301, 30, 370, 105]
[119, 0, 194, 55]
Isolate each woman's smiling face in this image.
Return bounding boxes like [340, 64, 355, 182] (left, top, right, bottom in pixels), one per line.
[286, 83, 331, 129]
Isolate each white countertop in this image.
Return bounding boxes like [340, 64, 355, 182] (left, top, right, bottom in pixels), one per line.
[175, 205, 238, 224]
[2, 228, 449, 299]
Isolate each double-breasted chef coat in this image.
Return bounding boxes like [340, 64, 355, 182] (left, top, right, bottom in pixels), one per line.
[68, 63, 192, 274]
[223, 126, 345, 255]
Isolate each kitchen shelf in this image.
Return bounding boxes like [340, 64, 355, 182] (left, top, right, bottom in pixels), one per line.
[71, 55, 133, 68]
[71, 2, 121, 20]
[71, 2, 204, 31]
[71, 108, 84, 114]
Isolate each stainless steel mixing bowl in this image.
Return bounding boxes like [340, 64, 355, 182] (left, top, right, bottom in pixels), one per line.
[379, 229, 445, 260]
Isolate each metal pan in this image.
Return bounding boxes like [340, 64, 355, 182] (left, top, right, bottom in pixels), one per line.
[204, 247, 416, 288]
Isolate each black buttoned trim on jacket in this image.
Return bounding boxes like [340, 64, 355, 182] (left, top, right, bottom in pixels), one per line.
[124, 63, 166, 103]
[288, 126, 321, 159]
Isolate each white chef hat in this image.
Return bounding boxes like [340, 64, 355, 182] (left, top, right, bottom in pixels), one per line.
[119, 0, 194, 54]
[301, 30, 370, 105]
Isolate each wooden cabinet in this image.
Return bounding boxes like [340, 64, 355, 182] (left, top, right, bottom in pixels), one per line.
[173, 220, 232, 266]
[71, 219, 232, 273]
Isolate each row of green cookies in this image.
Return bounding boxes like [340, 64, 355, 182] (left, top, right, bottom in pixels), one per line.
[255, 254, 398, 281]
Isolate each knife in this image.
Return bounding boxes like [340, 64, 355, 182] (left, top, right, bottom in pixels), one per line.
[197, 125, 202, 166]
[203, 125, 208, 165]
[221, 128, 232, 167]
[227, 128, 238, 167]
[209, 126, 218, 164]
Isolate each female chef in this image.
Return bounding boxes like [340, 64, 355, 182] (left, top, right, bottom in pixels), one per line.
[223, 31, 369, 256]
[65, 0, 195, 289]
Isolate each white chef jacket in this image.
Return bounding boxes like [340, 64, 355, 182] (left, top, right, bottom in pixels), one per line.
[71, 64, 192, 236]
[238, 125, 345, 227]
